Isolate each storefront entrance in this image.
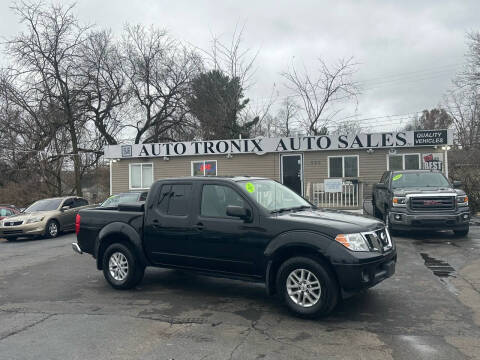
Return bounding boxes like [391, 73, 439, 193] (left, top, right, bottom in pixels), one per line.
[281, 154, 303, 195]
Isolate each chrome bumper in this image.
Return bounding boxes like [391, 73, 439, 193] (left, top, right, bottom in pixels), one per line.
[72, 242, 83, 255]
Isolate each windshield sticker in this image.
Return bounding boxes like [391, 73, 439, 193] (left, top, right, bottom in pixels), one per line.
[392, 174, 403, 181]
[245, 182, 255, 193]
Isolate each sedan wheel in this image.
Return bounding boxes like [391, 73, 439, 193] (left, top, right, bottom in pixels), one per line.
[47, 221, 59, 238]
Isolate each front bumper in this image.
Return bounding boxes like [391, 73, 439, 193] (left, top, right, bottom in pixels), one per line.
[0, 222, 47, 238]
[333, 249, 397, 294]
[389, 208, 470, 231]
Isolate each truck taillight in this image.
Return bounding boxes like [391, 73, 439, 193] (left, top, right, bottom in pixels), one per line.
[75, 214, 81, 235]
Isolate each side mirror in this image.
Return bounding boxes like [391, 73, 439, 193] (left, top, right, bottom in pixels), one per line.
[452, 180, 462, 188]
[61, 205, 71, 211]
[375, 183, 387, 190]
[226, 205, 251, 220]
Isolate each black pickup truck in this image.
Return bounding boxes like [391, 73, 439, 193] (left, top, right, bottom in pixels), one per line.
[73, 176, 396, 318]
[372, 170, 470, 235]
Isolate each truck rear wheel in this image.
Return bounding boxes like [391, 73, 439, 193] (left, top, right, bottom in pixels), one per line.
[102, 243, 145, 290]
[276, 256, 339, 318]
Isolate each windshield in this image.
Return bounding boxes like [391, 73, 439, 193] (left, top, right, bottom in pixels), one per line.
[100, 193, 140, 207]
[391, 172, 451, 189]
[25, 199, 62, 213]
[238, 179, 311, 212]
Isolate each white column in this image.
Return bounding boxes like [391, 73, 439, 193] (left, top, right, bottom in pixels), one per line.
[109, 160, 113, 195]
[444, 148, 449, 178]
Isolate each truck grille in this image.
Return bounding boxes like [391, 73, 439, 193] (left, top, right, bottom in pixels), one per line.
[363, 228, 392, 252]
[410, 196, 455, 211]
[3, 221, 23, 226]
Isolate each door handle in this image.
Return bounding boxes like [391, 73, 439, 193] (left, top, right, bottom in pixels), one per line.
[195, 222, 204, 231]
[152, 219, 162, 229]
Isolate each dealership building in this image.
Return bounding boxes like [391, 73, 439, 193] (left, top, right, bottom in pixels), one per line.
[104, 129, 453, 209]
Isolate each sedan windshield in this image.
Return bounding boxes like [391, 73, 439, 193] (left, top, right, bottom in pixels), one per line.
[100, 193, 140, 207]
[391, 172, 450, 189]
[238, 179, 311, 213]
[25, 199, 62, 213]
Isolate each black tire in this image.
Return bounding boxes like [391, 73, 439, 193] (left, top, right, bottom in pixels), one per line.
[453, 226, 469, 237]
[276, 256, 339, 318]
[45, 220, 60, 238]
[102, 243, 145, 290]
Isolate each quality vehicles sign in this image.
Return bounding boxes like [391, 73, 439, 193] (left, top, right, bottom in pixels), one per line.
[104, 129, 453, 159]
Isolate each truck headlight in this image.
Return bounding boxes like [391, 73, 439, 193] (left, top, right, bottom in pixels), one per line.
[457, 195, 468, 206]
[26, 216, 44, 224]
[392, 197, 406, 207]
[335, 233, 370, 251]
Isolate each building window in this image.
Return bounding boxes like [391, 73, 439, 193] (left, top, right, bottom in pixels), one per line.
[388, 155, 403, 170]
[388, 154, 420, 170]
[328, 156, 359, 178]
[130, 163, 153, 189]
[405, 154, 420, 170]
[191, 160, 217, 176]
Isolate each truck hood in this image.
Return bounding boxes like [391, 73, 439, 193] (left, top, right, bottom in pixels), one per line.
[274, 208, 384, 235]
[392, 187, 464, 196]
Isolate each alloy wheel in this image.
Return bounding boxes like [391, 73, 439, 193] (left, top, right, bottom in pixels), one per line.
[108, 252, 129, 281]
[49, 222, 58, 237]
[286, 268, 321, 307]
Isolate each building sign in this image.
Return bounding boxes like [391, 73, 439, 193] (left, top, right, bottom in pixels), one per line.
[104, 129, 453, 159]
[422, 153, 443, 171]
[414, 130, 448, 146]
[324, 179, 343, 193]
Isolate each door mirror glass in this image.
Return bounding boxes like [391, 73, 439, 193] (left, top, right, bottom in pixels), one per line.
[452, 180, 462, 188]
[376, 183, 387, 190]
[226, 205, 250, 220]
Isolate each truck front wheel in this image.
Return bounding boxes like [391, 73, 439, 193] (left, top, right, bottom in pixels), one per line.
[102, 243, 145, 290]
[453, 226, 469, 237]
[276, 256, 339, 318]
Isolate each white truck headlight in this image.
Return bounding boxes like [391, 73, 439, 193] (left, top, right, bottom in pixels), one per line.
[335, 233, 370, 251]
[392, 197, 406, 207]
[456, 195, 468, 206]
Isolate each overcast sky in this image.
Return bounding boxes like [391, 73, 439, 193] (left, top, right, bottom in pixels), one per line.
[1, 0, 479, 131]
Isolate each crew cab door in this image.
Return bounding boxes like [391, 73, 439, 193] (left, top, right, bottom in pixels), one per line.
[143, 183, 195, 266]
[189, 182, 263, 277]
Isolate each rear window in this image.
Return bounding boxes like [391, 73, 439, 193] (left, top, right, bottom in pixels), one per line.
[100, 193, 140, 207]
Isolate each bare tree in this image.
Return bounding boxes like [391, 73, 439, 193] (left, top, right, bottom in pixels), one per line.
[276, 96, 299, 136]
[446, 87, 480, 149]
[80, 29, 128, 145]
[206, 24, 259, 90]
[122, 24, 202, 143]
[4, 1, 92, 195]
[282, 57, 359, 135]
[459, 32, 480, 88]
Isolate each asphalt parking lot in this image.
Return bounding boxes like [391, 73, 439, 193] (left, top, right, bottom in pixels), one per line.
[1, 228, 480, 360]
